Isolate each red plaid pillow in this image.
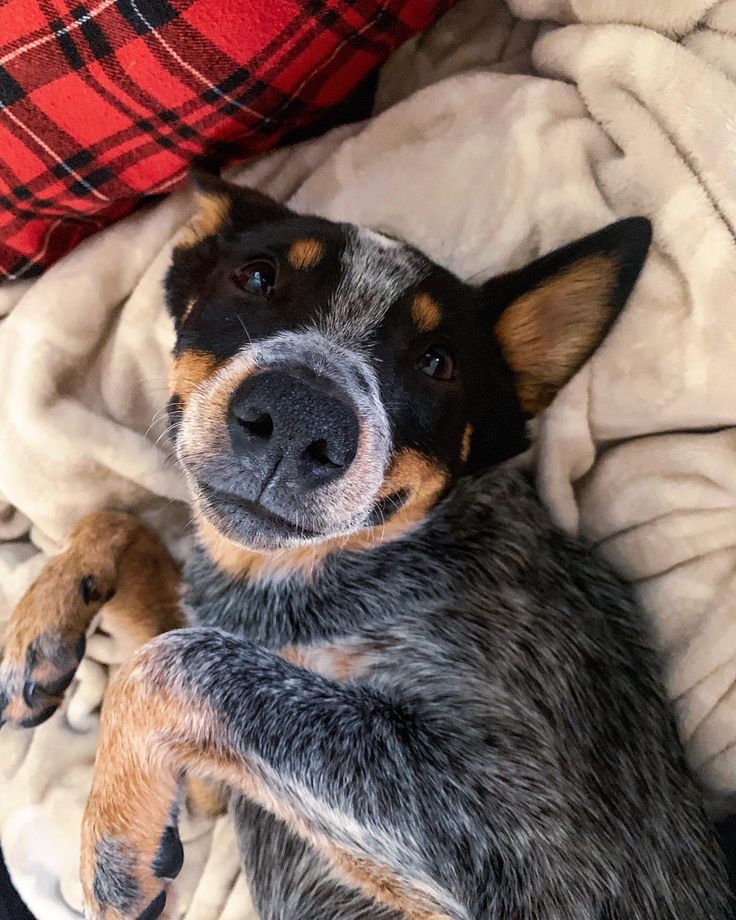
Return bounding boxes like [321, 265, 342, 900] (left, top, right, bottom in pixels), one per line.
[0, 0, 453, 281]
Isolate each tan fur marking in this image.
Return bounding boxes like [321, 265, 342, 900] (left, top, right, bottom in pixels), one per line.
[192, 510, 396, 582]
[193, 448, 448, 582]
[2, 512, 181, 671]
[494, 254, 616, 415]
[411, 292, 441, 333]
[186, 775, 229, 819]
[99, 534, 183, 655]
[460, 423, 473, 464]
[1, 510, 182, 743]
[288, 238, 325, 270]
[323, 847, 453, 920]
[176, 190, 230, 250]
[81, 672, 312, 915]
[82, 679, 191, 916]
[168, 349, 220, 406]
[378, 447, 448, 531]
[278, 640, 378, 683]
[184, 351, 261, 435]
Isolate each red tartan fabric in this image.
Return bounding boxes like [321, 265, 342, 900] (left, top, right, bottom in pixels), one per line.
[0, 0, 453, 281]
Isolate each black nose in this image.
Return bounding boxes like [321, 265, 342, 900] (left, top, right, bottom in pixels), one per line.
[228, 370, 360, 491]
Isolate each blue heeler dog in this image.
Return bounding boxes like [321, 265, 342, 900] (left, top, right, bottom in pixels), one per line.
[0, 173, 730, 920]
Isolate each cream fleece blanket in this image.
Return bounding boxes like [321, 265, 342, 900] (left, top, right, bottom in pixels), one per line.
[2, 0, 736, 916]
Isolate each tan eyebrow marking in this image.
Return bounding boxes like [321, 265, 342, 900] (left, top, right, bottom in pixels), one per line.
[411, 292, 441, 333]
[288, 239, 326, 270]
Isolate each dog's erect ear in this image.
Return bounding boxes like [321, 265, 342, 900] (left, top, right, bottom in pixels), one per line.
[483, 218, 651, 416]
[180, 170, 290, 247]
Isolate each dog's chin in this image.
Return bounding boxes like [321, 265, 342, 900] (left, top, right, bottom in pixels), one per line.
[196, 484, 369, 552]
[196, 484, 409, 554]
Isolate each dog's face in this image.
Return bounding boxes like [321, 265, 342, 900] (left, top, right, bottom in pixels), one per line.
[165, 174, 650, 554]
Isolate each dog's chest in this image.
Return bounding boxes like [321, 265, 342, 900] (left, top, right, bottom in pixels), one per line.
[180, 541, 429, 650]
[179, 467, 638, 693]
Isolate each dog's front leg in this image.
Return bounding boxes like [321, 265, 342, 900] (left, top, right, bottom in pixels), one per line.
[81, 627, 471, 920]
[0, 511, 181, 729]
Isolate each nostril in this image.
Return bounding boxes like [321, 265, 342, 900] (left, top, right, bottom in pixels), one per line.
[237, 411, 273, 440]
[304, 438, 343, 471]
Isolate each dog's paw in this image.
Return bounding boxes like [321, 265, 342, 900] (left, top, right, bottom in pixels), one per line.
[83, 823, 183, 920]
[0, 572, 110, 729]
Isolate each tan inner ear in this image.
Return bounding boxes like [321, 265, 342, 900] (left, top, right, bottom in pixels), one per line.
[494, 254, 617, 415]
[176, 190, 231, 250]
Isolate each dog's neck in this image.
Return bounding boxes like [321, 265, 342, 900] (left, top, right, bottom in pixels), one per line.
[191, 499, 435, 584]
[183, 464, 542, 650]
[190, 448, 536, 585]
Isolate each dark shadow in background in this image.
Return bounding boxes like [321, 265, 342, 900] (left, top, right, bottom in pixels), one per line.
[0, 846, 34, 920]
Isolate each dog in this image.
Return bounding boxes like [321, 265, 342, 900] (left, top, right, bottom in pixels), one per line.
[0, 174, 730, 920]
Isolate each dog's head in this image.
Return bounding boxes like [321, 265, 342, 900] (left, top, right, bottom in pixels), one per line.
[164, 173, 650, 556]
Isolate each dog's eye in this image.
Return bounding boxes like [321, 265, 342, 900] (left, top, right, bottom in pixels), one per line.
[417, 345, 458, 381]
[231, 260, 276, 296]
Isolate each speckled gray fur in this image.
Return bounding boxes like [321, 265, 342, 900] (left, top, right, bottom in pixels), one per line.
[171, 466, 730, 920]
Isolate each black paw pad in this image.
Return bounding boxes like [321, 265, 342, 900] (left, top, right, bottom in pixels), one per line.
[75, 634, 87, 662]
[152, 825, 183, 879]
[137, 890, 166, 920]
[79, 575, 101, 604]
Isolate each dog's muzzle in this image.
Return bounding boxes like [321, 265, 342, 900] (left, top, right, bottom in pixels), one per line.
[180, 331, 392, 549]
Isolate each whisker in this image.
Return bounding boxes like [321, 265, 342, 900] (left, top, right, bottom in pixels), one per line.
[235, 314, 253, 345]
[143, 406, 175, 440]
[154, 423, 180, 449]
[464, 264, 494, 284]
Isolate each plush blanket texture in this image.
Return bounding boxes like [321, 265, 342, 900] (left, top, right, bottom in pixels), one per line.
[1, 0, 736, 916]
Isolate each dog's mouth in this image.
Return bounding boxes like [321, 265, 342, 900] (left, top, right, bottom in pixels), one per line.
[199, 483, 321, 542]
[198, 481, 409, 549]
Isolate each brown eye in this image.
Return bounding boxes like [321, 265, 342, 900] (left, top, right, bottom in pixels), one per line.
[417, 345, 458, 381]
[231, 259, 276, 296]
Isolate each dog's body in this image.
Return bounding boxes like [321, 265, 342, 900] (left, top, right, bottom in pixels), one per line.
[0, 176, 730, 919]
[186, 467, 727, 920]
